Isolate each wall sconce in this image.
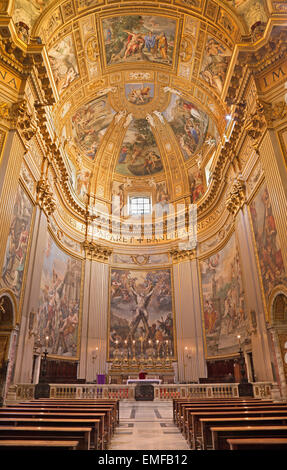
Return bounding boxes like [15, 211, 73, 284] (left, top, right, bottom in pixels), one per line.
[92, 347, 99, 362]
[184, 347, 192, 360]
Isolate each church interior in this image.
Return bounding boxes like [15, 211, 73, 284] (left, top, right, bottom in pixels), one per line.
[0, 0, 287, 452]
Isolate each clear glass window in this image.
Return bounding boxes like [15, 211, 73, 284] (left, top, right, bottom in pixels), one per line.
[129, 196, 151, 215]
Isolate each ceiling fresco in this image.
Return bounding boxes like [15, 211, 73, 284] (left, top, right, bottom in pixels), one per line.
[70, 94, 116, 161]
[101, 15, 178, 68]
[115, 118, 163, 177]
[10, 0, 270, 207]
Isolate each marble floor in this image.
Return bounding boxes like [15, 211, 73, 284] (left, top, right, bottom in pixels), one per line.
[109, 401, 190, 450]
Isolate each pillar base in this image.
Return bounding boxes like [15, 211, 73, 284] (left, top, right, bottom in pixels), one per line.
[34, 382, 50, 399]
[238, 382, 253, 397]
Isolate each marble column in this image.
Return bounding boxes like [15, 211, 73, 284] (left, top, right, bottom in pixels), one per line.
[236, 206, 274, 382]
[78, 259, 109, 382]
[173, 258, 207, 383]
[13, 208, 48, 384]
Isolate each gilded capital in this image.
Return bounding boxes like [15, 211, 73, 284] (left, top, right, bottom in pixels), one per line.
[82, 241, 112, 261]
[226, 177, 246, 216]
[169, 247, 196, 263]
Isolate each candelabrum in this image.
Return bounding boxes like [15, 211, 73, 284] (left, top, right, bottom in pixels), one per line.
[35, 336, 50, 398]
[39, 336, 49, 382]
[236, 335, 253, 397]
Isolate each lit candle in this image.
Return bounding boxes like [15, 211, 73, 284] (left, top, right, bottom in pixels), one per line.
[45, 336, 49, 348]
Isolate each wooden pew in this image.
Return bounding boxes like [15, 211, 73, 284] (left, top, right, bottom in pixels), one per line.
[183, 404, 287, 441]
[173, 398, 271, 424]
[227, 438, 287, 450]
[177, 400, 274, 431]
[30, 399, 120, 424]
[188, 408, 287, 449]
[0, 411, 107, 449]
[0, 426, 92, 450]
[2, 406, 113, 444]
[0, 440, 80, 450]
[211, 426, 287, 450]
[0, 417, 101, 450]
[200, 415, 287, 450]
[173, 399, 267, 426]
[10, 403, 116, 430]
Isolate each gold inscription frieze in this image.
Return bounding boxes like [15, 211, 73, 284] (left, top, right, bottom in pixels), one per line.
[258, 61, 287, 92]
[0, 65, 21, 91]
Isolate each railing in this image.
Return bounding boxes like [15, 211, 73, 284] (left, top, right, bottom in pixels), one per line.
[5, 381, 278, 404]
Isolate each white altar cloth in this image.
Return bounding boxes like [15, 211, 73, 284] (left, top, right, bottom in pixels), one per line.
[127, 379, 162, 385]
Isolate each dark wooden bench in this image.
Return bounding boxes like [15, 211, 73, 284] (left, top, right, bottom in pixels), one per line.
[227, 438, 287, 450]
[184, 404, 287, 443]
[200, 415, 287, 450]
[0, 417, 101, 450]
[0, 411, 107, 449]
[30, 399, 119, 424]
[173, 398, 272, 425]
[174, 399, 267, 426]
[179, 401, 276, 433]
[187, 409, 287, 449]
[0, 439, 80, 450]
[0, 426, 92, 450]
[2, 406, 113, 444]
[211, 426, 287, 450]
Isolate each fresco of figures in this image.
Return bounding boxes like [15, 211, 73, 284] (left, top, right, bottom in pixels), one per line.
[188, 167, 205, 203]
[224, 0, 268, 30]
[71, 96, 115, 161]
[37, 234, 82, 358]
[111, 181, 125, 216]
[155, 181, 169, 207]
[200, 36, 232, 95]
[200, 234, 249, 358]
[163, 95, 209, 161]
[125, 83, 154, 105]
[13, 0, 52, 30]
[48, 35, 79, 95]
[109, 268, 175, 360]
[102, 15, 177, 66]
[116, 118, 163, 176]
[249, 184, 287, 305]
[1, 185, 33, 301]
[66, 156, 91, 202]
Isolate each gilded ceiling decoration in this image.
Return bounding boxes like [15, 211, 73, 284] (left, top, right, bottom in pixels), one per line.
[6, 0, 274, 244]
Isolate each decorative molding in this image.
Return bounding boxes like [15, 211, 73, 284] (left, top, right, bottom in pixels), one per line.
[226, 177, 246, 216]
[82, 240, 112, 261]
[262, 100, 287, 126]
[169, 247, 196, 262]
[36, 178, 56, 215]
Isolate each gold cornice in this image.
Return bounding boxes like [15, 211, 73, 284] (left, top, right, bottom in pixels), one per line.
[225, 176, 246, 216]
[81, 240, 112, 262]
[169, 246, 196, 263]
[0, 17, 55, 104]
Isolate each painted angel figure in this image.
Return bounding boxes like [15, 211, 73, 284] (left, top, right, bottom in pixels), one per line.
[124, 113, 133, 128]
[146, 113, 155, 127]
[153, 110, 165, 124]
[115, 110, 127, 124]
[163, 86, 182, 96]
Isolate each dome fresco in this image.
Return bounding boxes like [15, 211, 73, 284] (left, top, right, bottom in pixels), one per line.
[115, 118, 163, 177]
[70, 95, 116, 161]
[163, 95, 210, 161]
[14, 0, 270, 206]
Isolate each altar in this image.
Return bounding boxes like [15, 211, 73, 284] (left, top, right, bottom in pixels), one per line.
[127, 379, 162, 385]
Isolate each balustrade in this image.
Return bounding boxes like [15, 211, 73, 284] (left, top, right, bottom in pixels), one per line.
[4, 381, 277, 404]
